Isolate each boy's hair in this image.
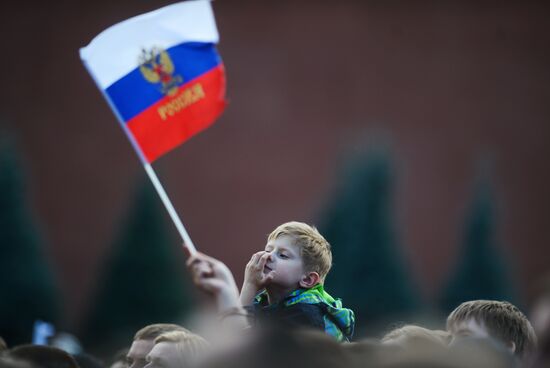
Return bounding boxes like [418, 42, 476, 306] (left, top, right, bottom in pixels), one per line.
[268, 221, 332, 283]
[154, 331, 209, 365]
[447, 300, 537, 358]
[382, 324, 450, 347]
[9, 345, 78, 368]
[133, 323, 189, 341]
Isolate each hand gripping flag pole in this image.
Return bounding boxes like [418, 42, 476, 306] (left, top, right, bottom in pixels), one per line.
[80, 0, 227, 255]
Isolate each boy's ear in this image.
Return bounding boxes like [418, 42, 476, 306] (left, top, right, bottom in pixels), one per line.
[299, 272, 320, 288]
[506, 341, 516, 354]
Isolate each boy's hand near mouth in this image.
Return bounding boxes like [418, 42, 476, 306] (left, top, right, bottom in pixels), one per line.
[240, 251, 276, 305]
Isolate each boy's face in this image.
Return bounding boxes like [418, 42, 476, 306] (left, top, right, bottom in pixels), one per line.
[127, 339, 155, 368]
[264, 235, 306, 289]
[449, 318, 491, 343]
[145, 342, 185, 368]
[449, 318, 517, 354]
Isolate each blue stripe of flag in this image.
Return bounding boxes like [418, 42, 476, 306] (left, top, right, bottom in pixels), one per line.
[106, 42, 222, 122]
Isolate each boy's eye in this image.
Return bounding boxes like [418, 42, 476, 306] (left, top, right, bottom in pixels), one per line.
[279, 253, 289, 259]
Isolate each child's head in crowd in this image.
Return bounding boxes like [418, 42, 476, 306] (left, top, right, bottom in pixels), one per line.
[238, 221, 354, 342]
[145, 331, 209, 368]
[128, 324, 189, 368]
[381, 324, 449, 350]
[447, 300, 537, 361]
[9, 345, 79, 368]
[264, 221, 332, 289]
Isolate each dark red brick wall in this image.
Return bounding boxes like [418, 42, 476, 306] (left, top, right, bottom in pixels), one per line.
[1, 1, 549, 326]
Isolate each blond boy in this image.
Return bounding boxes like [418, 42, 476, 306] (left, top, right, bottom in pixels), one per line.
[187, 221, 355, 342]
[127, 324, 189, 368]
[447, 300, 537, 363]
[144, 331, 209, 368]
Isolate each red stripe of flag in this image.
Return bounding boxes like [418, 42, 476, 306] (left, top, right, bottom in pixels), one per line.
[127, 64, 226, 163]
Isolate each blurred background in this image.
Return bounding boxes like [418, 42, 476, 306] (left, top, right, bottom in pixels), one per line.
[1, 0, 549, 356]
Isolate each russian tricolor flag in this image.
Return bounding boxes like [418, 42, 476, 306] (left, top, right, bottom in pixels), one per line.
[80, 0, 226, 163]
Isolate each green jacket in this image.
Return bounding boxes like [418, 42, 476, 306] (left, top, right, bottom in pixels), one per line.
[254, 284, 355, 342]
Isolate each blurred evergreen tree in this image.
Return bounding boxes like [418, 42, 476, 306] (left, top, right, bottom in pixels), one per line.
[439, 172, 516, 313]
[319, 147, 419, 336]
[83, 179, 193, 350]
[0, 137, 60, 345]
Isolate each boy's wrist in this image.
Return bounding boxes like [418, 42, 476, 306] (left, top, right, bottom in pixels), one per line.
[242, 279, 258, 290]
[244, 281, 261, 291]
[239, 283, 260, 306]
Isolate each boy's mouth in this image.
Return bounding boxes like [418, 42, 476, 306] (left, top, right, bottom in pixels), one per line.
[264, 265, 273, 273]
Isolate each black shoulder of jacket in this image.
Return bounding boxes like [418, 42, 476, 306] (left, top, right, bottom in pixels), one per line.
[256, 302, 326, 332]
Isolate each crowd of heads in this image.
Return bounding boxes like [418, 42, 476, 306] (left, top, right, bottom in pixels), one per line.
[1, 222, 549, 368]
[2, 311, 547, 368]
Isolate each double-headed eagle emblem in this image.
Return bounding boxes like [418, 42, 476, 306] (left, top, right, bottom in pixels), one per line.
[139, 47, 183, 96]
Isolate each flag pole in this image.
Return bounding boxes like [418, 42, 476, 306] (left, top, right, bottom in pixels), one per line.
[81, 59, 197, 255]
[144, 163, 197, 254]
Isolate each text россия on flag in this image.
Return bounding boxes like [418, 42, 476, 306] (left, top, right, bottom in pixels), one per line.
[80, 0, 226, 163]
